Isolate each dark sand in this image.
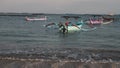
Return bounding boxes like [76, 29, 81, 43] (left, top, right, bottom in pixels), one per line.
[0, 48, 120, 68]
[0, 59, 120, 68]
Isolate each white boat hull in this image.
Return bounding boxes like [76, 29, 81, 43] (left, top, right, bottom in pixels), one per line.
[68, 25, 82, 32]
[86, 20, 113, 25]
[59, 25, 82, 33]
[25, 16, 47, 21]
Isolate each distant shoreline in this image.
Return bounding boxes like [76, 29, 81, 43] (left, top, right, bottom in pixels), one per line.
[0, 13, 119, 16]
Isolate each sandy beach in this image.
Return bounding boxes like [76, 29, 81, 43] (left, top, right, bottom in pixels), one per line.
[0, 48, 120, 68]
[0, 59, 120, 68]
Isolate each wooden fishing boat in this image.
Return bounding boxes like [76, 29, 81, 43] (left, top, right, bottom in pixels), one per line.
[45, 16, 97, 34]
[25, 16, 47, 21]
[86, 18, 113, 25]
[59, 22, 83, 33]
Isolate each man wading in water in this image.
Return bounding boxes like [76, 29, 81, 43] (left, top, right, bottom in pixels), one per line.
[58, 22, 69, 34]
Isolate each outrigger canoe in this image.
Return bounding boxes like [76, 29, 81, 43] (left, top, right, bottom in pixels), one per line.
[45, 16, 97, 34]
[59, 21, 83, 33]
[86, 20, 113, 25]
[86, 17, 113, 25]
[25, 16, 47, 21]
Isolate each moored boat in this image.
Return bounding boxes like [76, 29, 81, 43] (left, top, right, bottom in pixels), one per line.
[44, 16, 97, 34]
[86, 17, 113, 25]
[25, 16, 47, 21]
[59, 22, 83, 33]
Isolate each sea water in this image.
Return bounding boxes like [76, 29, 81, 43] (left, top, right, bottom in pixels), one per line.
[0, 14, 120, 50]
[0, 14, 120, 68]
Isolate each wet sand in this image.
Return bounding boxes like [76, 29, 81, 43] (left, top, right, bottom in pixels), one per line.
[0, 48, 120, 68]
[0, 59, 120, 68]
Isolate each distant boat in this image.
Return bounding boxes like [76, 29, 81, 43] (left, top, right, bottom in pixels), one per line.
[45, 16, 96, 34]
[25, 16, 47, 21]
[86, 17, 113, 25]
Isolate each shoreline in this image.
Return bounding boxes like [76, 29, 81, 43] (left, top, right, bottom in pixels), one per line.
[0, 48, 120, 68]
[0, 48, 120, 62]
[0, 58, 120, 68]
